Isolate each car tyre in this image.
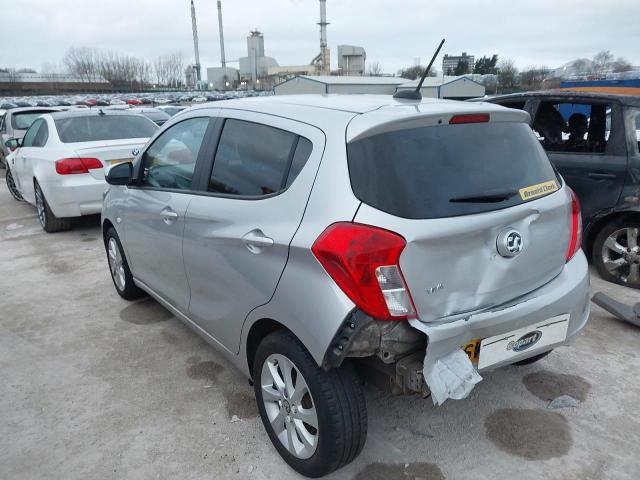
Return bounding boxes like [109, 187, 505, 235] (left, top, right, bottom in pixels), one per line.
[513, 350, 552, 366]
[105, 227, 145, 300]
[253, 330, 367, 478]
[6, 167, 23, 201]
[34, 180, 71, 232]
[592, 219, 640, 289]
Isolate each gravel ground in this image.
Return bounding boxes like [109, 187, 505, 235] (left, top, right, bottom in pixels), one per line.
[0, 170, 638, 480]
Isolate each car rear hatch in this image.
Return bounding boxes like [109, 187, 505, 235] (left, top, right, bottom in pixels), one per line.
[347, 106, 572, 322]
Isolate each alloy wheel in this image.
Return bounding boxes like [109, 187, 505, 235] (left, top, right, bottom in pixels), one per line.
[6, 170, 23, 200]
[601, 227, 640, 286]
[260, 353, 319, 460]
[108, 237, 126, 291]
[34, 184, 47, 228]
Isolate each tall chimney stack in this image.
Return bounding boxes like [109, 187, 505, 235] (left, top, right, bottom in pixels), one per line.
[217, 0, 226, 68]
[318, 0, 330, 74]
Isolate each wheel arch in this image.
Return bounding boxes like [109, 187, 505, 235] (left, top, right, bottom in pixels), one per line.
[102, 218, 116, 246]
[245, 318, 295, 379]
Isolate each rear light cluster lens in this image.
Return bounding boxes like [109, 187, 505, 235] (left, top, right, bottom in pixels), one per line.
[311, 223, 416, 320]
[55, 157, 103, 175]
[566, 188, 582, 262]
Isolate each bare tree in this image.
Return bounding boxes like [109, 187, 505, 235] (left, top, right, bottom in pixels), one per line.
[611, 57, 632, 73]
[520, 66, 550, 90]
[367, 61, 383, 76]
[497, 58, 519, 91]
[398, 65, 437, 80]
[592, 50, 614, 73]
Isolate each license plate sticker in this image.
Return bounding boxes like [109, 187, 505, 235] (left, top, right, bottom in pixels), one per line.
[477, 314, 570, 370]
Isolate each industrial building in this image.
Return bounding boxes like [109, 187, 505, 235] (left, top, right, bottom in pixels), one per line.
[238, 30, 279, 85]
[274, 75, 409, 95]
[442, 52, 475, 75]
[337, 45, 366, 76]
[395, 75, 485, 100]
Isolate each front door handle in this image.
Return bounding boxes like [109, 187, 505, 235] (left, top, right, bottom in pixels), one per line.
[588, 172, 616, 180]
[242, 229, 274, 253]
[160, 208, 179, 224]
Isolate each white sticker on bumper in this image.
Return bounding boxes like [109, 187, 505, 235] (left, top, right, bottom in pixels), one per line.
[478, 314, 570, 370]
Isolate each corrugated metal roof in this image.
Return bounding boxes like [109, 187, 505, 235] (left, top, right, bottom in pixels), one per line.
[295, 75, 410, 85]
[398, 75, 482, 88]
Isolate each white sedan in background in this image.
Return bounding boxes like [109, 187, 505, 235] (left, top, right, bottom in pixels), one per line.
[5, 109, 158, 232]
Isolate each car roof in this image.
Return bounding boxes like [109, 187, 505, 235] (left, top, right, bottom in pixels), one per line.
[482, 90, 640, 107]
[188, 94, 525, 142]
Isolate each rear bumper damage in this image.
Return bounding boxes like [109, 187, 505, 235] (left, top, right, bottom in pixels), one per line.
[329, 251, 591, 404]
[411, 250, 590, 404]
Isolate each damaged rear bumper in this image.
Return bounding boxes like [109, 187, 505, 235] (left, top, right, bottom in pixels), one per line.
[409, 250, 590, 402]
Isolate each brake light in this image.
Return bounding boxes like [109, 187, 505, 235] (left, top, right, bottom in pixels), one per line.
[566, 188, 582, 262]
[55, 157, 103, 175]
[311, 223, 416, 320]
[449, 114, 490, 124]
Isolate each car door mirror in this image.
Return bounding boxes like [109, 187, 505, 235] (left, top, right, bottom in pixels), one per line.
[5, 137, 21, 150]
[106, 161, 133, 186]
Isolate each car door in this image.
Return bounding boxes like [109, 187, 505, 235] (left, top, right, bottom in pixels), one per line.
[182, 111, 324, 353]
[122, 115, 213, 312]
[531, 99, 628, 222]
[13, 118, 47, 202]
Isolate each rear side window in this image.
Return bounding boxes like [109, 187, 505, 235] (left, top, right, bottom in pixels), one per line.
[348, 122, 559, 219]
[208, 119, 311, 196]
[55, 115, 157, 143]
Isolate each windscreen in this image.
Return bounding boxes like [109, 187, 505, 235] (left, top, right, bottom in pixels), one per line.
[55, 115, 157, 143]
[347, 122, 560, 219]
[12, 111, 52, 130]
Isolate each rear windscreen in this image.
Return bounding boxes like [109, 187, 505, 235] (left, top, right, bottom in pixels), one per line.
[12, 111, 53, 130]
[55, 115, 157, 143]
[347, 122, 560, 219]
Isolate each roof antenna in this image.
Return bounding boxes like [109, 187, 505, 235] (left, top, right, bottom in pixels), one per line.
[394, 38, 445, 101]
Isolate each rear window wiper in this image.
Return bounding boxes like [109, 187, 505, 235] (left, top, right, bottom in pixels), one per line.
[449, 188, 519, 203]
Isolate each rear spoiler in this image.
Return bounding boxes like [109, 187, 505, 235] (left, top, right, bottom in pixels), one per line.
[346, 104, 531, 143]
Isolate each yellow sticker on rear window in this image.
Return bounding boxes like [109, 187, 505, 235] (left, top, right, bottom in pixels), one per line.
[519, 180, 559, 201]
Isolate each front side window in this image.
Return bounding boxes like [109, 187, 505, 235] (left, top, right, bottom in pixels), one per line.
[533, 101, 611, 154]
[629, 108, 640, 153]
[208, 119, 307, 196]
[21, 119, 44, 148]
[139, 117, 209, 190]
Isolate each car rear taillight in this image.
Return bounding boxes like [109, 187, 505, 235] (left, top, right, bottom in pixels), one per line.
[55, 157, 103, 175]
[449, 114, 490, 124]
[566, 188, 582, 262]
[311, 223, 416, 320]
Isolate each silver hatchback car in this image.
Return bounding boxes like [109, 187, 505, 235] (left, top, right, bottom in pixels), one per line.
[102, 95, 590, 477]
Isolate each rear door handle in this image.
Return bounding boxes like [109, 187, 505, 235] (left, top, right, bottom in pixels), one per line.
[242, 229, 274, 253]
[588, 172, 616, 179]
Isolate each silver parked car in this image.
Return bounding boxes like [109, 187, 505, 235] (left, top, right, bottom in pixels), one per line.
[102, 95, 590, 477]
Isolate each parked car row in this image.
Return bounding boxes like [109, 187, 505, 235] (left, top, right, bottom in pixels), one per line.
[0, 90, 271, 111]
[2, 92, 597, 477]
